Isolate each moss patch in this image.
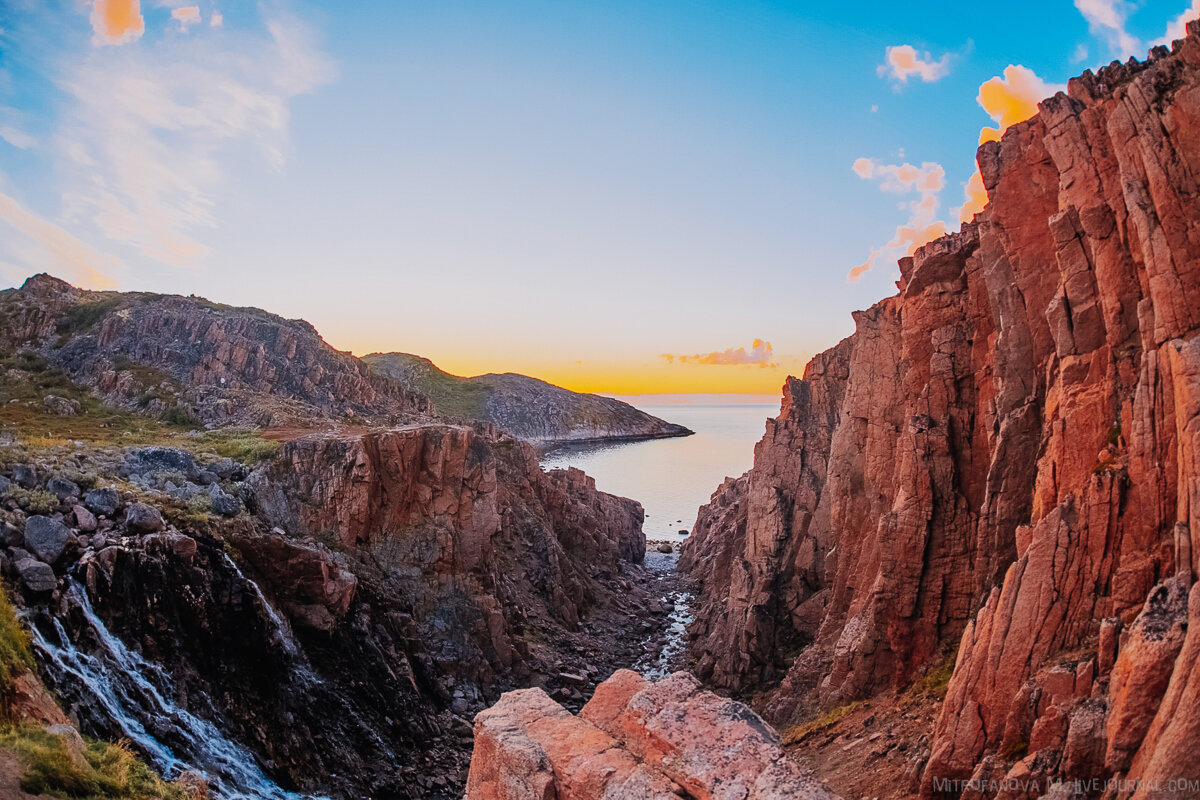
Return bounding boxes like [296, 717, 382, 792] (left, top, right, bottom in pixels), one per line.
[780, 701, 864, 745]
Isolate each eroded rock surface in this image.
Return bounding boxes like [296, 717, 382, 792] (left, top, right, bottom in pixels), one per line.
[465, 669, 837, 800]
[683, 21, 1200, 798]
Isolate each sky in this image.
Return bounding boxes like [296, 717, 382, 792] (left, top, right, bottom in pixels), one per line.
[0, 0, 1197, 395]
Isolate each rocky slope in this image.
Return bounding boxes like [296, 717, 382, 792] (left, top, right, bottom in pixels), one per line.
[0, 274, 429, 427]
[683, 21, 1200, 799]
[0, 277, 675, 798]
[465, 669, 836, 799]
[363, 352, 693, 445]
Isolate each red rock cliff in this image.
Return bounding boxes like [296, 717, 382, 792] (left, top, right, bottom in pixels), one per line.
[684, 21, 1200, 797]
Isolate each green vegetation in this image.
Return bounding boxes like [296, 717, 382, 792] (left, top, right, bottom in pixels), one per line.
[0, 583, 34, 702]
[0, 725, 191, 800]
[362, 353, 491, 421]
[188, 429, 280, 463]
[1107, 424, 1122, 447]
[1, 487, 59, 514]
[780, 700, 863, 745]
[54, 298, 123, 339]
[1000, 736, 1029, 761]
[905, 648, 957, 701]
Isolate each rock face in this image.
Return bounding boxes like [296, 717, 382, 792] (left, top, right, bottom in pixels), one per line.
[364, 352, 693, 445]
[0, 275, 429, 426]
[248, 424, 648, 690]
[465, 669, 837, 800]
[683, 21, 1200, 796]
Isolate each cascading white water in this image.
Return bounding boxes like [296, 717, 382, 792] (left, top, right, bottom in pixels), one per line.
[634, 550, 695, 680]
[29, 581, 327, 800]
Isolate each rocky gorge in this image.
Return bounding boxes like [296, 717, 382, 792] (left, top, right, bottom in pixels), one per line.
[674, 18, 1200, 800]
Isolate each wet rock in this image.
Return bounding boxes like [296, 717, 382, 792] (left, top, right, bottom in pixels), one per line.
[83, 487, 121, 517]
[23, 515, 72, 563]
[124, 502, 165, 533]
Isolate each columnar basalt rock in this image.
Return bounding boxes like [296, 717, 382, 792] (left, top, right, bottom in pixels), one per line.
[684, 20, 1200, 797]
[465, 669, 838, 800]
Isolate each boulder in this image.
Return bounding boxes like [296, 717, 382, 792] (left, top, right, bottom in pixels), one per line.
[11, 464, 37, 489]
[208, 485, 241, 517]
[124, 446, 199, 482]
[23, 515, 72, 563]
[8, 671, 70, 726]
[466, 670, 837, 800]
[46, 476, 80, 502]
[42, 395, 79, 415]
[83, 487, 121, 517]
[71, 504, 97, 533]
[124, 502, 165, 534]
[16, 558, 57, 592]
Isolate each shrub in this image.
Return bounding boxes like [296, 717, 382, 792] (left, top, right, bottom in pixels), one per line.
[54, 298, 122, 337]
[780, 701, 863, 745]
[2, 487, 59, 514]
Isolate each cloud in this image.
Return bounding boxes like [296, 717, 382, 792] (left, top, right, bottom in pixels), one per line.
[848, 159, 947, 281]
[878, 45, 951, 83]
[1153, 0, 1200, 46]
[1075, 0, 1141, 57]
[0, 188, 118, 288]
[52, 12, 335, 267]
[662, 339, 776, 368]
[90, 0, 145, 46]
[0, 124, 35, 150]
[954, 66, 1065, 223]
[210, 11, 223, 28]
[171, 6, 201, 31]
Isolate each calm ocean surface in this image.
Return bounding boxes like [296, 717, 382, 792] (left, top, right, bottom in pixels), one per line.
[540, 394, 780, 539]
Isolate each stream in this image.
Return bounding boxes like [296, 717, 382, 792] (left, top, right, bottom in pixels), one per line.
[633, 548, 695, 679]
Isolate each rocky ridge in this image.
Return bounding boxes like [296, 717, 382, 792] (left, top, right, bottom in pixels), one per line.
[682, 20, 1200, 799]
[363, 352, 693, 445]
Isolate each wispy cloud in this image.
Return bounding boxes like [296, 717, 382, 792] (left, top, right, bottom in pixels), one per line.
[878, 45, 951, 84]
[848, 159, 946, 281]
[90, 0, 145, 47]
[1075, 0, 1200, 58]
[661, 339, 776, 368]
[171, 6, 201, 32]
[53, 11, 335, 267]
[0, 187, 118, 288]
[1153, 0, 1200, 46]
[954, 66, 1065, 222]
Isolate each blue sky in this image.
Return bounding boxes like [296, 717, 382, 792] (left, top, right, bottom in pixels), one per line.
[0, 0, 1196, 393]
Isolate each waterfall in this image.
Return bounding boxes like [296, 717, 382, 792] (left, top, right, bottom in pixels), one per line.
[29, 581, 327, 800]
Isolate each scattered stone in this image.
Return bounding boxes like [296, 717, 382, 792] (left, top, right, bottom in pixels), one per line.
[208, 485, 242, 517]
[657, 543, 673, 554]
[84, 487, 121, 517]
[42, 395, 80, 416]
[23, 515, 72, 563]
[71, 504, 97, 533]
[124, 446, 199, 482]
[0, 476, 10, 495]
[124, 502, 165, 534]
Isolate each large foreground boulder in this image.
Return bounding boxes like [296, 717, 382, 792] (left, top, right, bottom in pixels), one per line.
[465, 669, 838, 799]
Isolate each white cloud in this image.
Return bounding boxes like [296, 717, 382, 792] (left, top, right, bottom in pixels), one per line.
[849, 159, 947, 281]
[51, 12, 335, 267]
[878, 44, 952, 83]
[1152, 0, 1200, 46]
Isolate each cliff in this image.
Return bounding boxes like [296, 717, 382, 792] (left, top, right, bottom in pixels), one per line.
[683, 20, 1200, 798]
[363, 352, 693, 445]
[0, 274, 429, 427]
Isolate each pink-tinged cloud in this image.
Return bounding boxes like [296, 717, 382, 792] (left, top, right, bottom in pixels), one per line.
[662, 339, 776, 368]
[0, 190, 117, 288]
[878, 45, 951, 83]
[848, 159, 947, 281]
[210, 10, 224, 28]
[171, 6, 201, 31]
[90, 0, 144, 46]
[954, 66, 1064, 223]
